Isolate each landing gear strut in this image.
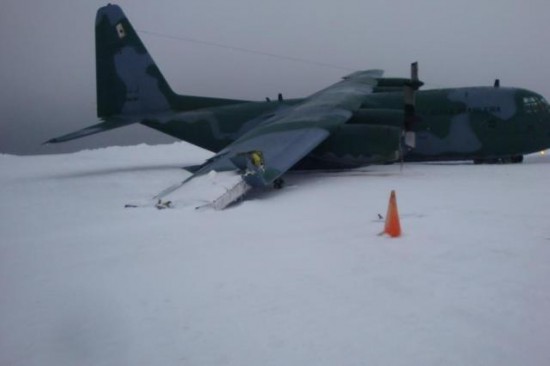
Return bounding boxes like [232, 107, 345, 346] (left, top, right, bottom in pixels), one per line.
[273, 178, 285, 189]
[510, 155, 524, 163]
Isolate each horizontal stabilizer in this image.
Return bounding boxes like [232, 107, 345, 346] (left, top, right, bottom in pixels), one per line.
[45, 117, 140, 144]
[182, 164, 204, 173]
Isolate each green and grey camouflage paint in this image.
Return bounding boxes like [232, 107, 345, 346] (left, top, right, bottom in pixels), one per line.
[49, 4, 550, 171]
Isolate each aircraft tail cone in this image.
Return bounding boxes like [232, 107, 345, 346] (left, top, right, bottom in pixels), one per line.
[382, 190, 402, 238]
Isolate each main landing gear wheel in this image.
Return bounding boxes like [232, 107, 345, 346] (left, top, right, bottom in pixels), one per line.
[273, 178, 285, 189]
[473, 155, 524, 164]
[510, 155, 524, 163]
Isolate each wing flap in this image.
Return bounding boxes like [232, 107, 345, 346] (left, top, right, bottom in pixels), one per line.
[156, 127, 331, 201]
[155, 68, 381, 201]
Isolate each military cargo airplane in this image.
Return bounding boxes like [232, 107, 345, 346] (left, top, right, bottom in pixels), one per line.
[48, 4, 550, 207]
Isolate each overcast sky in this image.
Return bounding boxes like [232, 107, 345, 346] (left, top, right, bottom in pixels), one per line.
[1, 0, 549, 154]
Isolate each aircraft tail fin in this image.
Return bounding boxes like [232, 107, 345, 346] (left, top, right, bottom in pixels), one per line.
[95, 4, 176, 117]
[46, 5, 247, 145]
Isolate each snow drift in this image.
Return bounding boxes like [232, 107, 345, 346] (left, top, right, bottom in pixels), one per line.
[1, 143, 549, 366]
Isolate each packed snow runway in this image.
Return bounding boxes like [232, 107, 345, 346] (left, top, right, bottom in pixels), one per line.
[1, 142, 549, 366]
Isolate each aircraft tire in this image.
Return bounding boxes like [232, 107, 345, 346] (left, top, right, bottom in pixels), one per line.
[510, 155, 524, 164]
[273, 178, 285, 190]
[475, 155, 524, 164]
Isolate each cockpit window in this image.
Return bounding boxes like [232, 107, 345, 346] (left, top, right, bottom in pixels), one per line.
[523, 96, 549, 114]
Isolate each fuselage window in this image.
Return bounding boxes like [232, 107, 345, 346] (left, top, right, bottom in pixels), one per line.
[523, 97, 538, 114]
[540, 97, 550, 113]
[523, 96, 550, 114]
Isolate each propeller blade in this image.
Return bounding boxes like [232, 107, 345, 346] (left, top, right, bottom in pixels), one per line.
[411, 61, 419, 82]
[403, 62, 420, 149]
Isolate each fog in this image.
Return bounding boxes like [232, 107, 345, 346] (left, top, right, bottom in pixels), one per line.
[1, 0, 549, 155]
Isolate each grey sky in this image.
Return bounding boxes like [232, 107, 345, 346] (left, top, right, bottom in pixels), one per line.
[1, 0, 549, 154]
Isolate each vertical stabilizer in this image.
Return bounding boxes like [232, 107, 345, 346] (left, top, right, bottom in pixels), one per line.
[95, 4, 176, 117]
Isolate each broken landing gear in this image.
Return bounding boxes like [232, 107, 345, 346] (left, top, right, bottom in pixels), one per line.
[273, 178, 285, 189]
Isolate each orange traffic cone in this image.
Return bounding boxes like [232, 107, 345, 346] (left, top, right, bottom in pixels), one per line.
[382, 190, 401, 237]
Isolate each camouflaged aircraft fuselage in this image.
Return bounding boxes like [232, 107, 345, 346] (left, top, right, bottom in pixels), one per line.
[49, 4, 550, 170]
[139, 86, 550, 168]
[365, 87, 550, 163]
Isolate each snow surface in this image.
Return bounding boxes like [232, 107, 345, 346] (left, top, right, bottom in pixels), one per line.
[1, 142, 550, 366]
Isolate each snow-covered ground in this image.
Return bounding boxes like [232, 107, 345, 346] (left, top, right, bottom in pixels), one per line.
[1, 142, 549, 366]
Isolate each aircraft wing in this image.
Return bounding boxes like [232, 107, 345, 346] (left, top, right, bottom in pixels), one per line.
[156, 70, 383, 199]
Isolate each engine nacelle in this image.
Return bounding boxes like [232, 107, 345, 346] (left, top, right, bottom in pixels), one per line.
[373, 77, 423, 93]
[348, 109, 404, 128]
[376, 77, 410, 87]
[315, 124, 402, 165]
